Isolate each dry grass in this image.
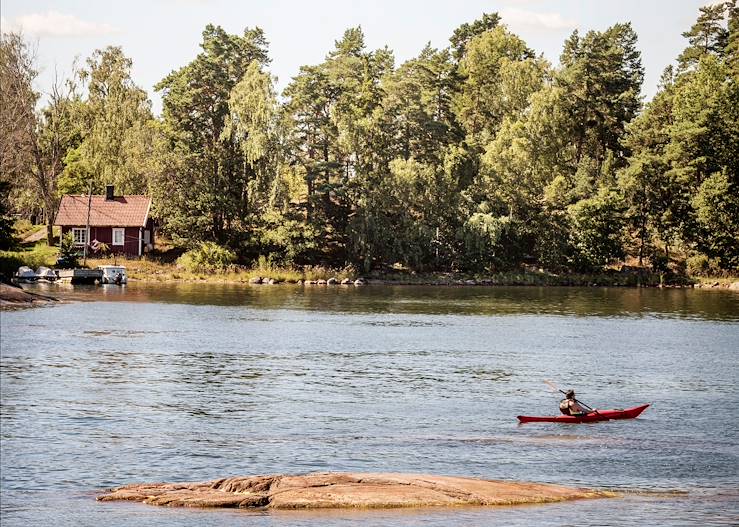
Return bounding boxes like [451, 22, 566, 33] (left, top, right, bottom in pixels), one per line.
[0, 240, 58, 277]
[693, 275, 739, 287]
[84, 256, 358, 283]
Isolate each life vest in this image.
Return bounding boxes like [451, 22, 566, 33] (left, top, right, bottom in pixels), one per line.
[559, 399, 572, 415]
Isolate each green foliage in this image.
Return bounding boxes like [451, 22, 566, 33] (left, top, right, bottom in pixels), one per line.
[59, 232, 80, 267]
[686, 253, 724, 276]
[252, 211, 320, 265]
[0, 239, 59, 277]
[57, 147, 93, 196]
[677, 2, 730, 70]
[558, 23, 643, 175]
[693, 170, 739, 269]
[455, 26, 542, 144]
[176, 242, 237, 273]
[154, 24, 271, 246]
[450, 12, 502, 61]
[459, 213, 517, 271]
[0, 251, 51, 277]
[72, 46, 156, 194]
[0, 181, 16, 250]
[568, 190, 626, 271]
[3, 5, 738, 278]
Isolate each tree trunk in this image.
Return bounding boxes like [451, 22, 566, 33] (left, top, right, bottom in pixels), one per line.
[638, 209, 647, 266]
[46, 221, 54, 247]
[305, 173, 313, 223]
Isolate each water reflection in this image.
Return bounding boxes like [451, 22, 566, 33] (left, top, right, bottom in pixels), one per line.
[21, 282, 739, 320]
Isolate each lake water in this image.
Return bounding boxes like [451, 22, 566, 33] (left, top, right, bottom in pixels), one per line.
[1, 284, 738, 526]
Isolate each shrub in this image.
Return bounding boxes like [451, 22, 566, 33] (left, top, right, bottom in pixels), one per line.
[568, 190, 626, 271]
[58, 232, 80, 267]
[176, 242, 236, 273]
[686, 253, 722, 277]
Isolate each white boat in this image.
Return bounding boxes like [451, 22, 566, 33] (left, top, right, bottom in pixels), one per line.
[36, 267, 58, 281]
[98, 265, 127, 284]
[15, 266, 37, 282]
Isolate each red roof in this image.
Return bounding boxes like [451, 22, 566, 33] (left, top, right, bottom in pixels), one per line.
[55, 195, 151, 227]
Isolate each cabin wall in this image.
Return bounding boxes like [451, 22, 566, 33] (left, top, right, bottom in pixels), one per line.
[60, 225, 142, 257]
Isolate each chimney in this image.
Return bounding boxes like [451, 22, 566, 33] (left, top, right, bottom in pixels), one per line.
[105, 185, 114, 201]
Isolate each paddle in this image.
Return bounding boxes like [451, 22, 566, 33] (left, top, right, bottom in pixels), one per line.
[544, 380, 603, 417]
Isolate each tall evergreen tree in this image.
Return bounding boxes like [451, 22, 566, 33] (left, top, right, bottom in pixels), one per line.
[154, 25, 270, 247]
[677, 2, 730, 70]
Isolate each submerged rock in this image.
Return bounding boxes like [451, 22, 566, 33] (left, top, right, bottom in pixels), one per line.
[97, 472, 612, 510]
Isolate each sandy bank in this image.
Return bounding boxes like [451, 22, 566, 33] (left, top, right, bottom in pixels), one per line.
[97, 472, 613, 510]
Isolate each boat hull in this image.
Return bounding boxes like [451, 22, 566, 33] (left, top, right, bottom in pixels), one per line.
[517, 404, 650, 424]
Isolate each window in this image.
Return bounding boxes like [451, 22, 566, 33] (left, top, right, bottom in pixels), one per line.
[112, 228, 125, 246]
[72, 228, 88, 246]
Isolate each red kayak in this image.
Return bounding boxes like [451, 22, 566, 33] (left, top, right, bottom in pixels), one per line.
[517, 404, 650, 424]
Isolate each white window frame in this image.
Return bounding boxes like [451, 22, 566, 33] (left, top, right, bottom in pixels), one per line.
[72, 228, 88, 246]
[112, 228, 125, 246]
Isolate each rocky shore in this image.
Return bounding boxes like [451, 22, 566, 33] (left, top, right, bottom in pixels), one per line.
[97, 472, 613, 510]
[0, 283, 57, 308]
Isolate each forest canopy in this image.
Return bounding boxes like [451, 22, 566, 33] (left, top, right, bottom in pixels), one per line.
[1, 2, 737, 274]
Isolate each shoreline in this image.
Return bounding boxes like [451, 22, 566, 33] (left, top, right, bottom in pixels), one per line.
[4, 271, 737, 309]
[0, 282, 59, 309]
[79, 259, 735, 288]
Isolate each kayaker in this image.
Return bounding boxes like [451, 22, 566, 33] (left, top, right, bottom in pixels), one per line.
[559, 390, 589, 416]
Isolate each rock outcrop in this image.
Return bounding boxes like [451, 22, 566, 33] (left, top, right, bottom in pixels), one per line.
[97, 472, 612, 510]
[0, 283, 57, 308]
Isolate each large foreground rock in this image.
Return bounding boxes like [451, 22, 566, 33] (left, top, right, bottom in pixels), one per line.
[97, 472, 612, 510]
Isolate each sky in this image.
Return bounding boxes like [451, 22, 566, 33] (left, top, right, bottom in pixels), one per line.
[1, 0, 718, 115]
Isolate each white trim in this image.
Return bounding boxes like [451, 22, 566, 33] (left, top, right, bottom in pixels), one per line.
[138, 227, 143, 256]
[142, 198, 151, 228]
[72, 227, 88, 246]
[112, 228, 125, 246]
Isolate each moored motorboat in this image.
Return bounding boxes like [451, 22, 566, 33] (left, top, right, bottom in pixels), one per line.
[98, 265, 127, 284]
[36, 267, 58, 281]
[517, 404, 650, 424]
[14, 266, 37, 282]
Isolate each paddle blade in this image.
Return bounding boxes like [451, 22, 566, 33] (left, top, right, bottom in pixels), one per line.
[544, 380, 560, 393]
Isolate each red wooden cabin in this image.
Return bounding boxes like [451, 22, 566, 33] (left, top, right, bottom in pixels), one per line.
[55, 186, 154, 257]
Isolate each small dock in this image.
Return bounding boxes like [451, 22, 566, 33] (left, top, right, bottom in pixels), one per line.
[56, 269, 103, 284]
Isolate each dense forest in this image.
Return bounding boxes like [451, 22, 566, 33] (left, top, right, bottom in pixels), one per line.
[1, 3, 737, 275]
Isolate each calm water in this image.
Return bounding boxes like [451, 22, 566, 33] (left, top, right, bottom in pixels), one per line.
[1, 284, 738, 526]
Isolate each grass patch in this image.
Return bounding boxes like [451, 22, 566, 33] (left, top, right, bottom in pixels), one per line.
[0, 240, 58, 277]
[83, 255, 358, 283]
[692, 275, 739, 287]
[12, 220, 46, 241]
